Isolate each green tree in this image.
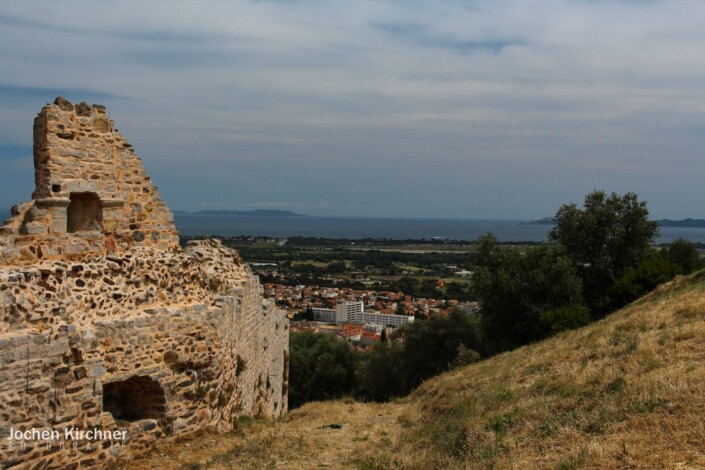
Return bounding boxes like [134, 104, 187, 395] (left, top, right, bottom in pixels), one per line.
[357, 341, 408, 401]
[549, 191, 659, 316]
[666, 238, 704, 274]
[304, 305, 314, 321]
[539, 305, 591, 336]
[609, 249, 679, 307]
[444, 281, 468, 300]
[397, 277, 419, 295]
[473, 233, 584, 353]
[288, 331, 359, 408]
[325, 261, 347, 274]
[399, 307, 483, 388]
[357, 308, 482, 401]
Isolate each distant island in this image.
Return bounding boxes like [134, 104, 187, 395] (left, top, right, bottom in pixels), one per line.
[521, 217, 556, 225]
[524, 217, 705, 228]
[657, 218, 705, 228]
[172, 209, 306, 217]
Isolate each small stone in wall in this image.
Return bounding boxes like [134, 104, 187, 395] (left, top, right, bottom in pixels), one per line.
[76, 102, 92, 116]
[54, 96, 75, 112]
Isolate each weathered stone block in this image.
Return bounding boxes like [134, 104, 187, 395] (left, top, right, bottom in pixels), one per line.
[50, 217, 68, 234]
[27, 379, 51, 393]
[20, 222, 47, 235]
[75, 102, 92, 116]
[27, 206, 48, 221]
[88, 364, 105, 377]
[54, 96, 75, 112]
[66, 180, 100, 193]
[64, 244, 88, 255]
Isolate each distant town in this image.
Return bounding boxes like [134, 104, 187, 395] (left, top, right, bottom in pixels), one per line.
[180, 235, 480, 348]
[268, 283, 478, 348]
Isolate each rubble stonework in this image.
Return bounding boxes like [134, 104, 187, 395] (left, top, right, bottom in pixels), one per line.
[0, 99, 289, 469]
[0, 97, 180, 266]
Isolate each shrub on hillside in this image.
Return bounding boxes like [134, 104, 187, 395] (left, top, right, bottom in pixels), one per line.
[539, 306, 591, 336]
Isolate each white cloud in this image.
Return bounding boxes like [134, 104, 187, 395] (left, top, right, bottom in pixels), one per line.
[0, 0, 704, 218]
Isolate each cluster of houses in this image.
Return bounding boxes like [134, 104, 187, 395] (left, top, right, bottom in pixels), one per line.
[289, 320, 390, 349]
[263, 283, 478, 318]
[264, 283, 479, 349]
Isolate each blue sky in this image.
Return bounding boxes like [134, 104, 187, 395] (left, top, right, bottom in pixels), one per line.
[0, 0, 704, 219]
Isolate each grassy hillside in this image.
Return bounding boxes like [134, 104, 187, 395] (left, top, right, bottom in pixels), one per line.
[119, 271, 705, 469]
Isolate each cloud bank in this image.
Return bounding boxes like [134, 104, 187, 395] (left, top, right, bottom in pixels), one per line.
[0, 0, 704, 219]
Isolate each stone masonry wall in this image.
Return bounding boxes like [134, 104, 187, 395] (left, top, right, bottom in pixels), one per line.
[0, 97, 179, 267]
[0, 240, 288, 468]
[0, 100, 289, 469]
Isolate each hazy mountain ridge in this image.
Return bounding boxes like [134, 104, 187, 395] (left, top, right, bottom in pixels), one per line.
[172, 209, 305, 217]
[525, 217, 705, 228]
[522, 216, 556, 225]
[657, 218, 705, 227]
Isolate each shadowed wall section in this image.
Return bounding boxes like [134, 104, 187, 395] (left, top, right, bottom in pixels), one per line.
[103, 376, 167, 422]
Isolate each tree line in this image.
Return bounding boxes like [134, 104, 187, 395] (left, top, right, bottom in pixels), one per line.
[289, 307, 482, 407]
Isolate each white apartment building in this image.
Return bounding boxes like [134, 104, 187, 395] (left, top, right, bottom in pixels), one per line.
[313, 300, 413, 327]
[312, 300, 363, 323]
[312, 307, 336, 322]
[347, 311, 414, 327]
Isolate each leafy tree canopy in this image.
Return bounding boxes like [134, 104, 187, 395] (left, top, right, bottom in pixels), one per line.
[357, 307, 482, 401]
[549, 191, 659, 315]
[473, 233, 584, 353]
[666, 238, 704, 274]
[288, 331, 359, 409]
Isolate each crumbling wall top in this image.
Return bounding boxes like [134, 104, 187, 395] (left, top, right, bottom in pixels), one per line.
[0, 97, 180, 266]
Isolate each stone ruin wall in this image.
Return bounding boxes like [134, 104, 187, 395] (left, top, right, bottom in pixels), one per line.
[0, 99, 289, 469]
[0, 97, 179, 267]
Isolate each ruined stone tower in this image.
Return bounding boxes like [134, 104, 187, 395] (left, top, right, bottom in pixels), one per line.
[0, 99, 289, 469]
[0, 97, 179, 265]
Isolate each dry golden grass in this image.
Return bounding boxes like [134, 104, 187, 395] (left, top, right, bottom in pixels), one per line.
[122, 271, 705, 470]
[113, 401, 405, 470]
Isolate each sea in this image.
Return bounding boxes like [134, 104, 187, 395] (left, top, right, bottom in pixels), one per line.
[173, 215, 705, 244]
[1, 210, 700, 243]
